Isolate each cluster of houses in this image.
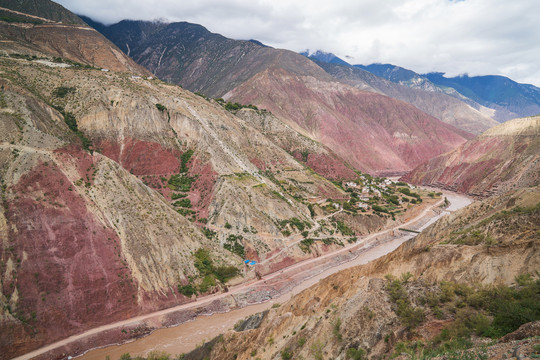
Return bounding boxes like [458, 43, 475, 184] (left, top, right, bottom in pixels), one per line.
[307, 175, 418, 213]
[343, 177, 416, 210]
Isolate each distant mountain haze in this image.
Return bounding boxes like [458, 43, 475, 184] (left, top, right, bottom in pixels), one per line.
[357, 63, 540, 122]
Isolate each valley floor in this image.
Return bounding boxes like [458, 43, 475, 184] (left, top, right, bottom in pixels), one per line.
[12, 190, 470, 360]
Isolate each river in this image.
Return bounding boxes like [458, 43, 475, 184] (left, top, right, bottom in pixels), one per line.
[78, 191, 471, 360]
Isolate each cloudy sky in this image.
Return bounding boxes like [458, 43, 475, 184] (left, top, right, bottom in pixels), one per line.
[56, 0, 540, 86]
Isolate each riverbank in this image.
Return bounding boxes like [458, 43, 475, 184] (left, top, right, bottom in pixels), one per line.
[16, 191, 471, 360]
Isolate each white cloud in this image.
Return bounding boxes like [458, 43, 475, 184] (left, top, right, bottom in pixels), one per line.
[56, 0, 540, 86]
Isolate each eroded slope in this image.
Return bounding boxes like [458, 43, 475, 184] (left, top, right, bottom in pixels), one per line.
[192, 186, 540, 360]
[402, 116, 540, 197]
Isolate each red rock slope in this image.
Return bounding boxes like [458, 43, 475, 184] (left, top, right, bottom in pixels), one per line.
[226, 65, 473, 175]
[402, 116, 540, 197]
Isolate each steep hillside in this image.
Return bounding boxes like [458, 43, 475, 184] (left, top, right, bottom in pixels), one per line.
[317, 61, 498, 134]
[0, 19, 440, 359]
[234, 108, 357, 180]
[0, 0, 85, 25]
[0, 64, 232, 358]
[226, 66, 472, 175]
[86, 18, 473, 175]
[84, 19, 284, 97]
[402, 116, 540, 197]
[0, 1, 148, 75]
[185, 185, 540, 360]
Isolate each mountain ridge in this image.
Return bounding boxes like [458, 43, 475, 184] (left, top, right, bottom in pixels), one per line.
[83, 17, 474, 175]
[356, 63, 540, 122]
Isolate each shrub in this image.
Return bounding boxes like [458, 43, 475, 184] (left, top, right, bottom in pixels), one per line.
[290, 217, 305, 231]
[214, 266, 239, 282]
[194, 249, 213, 275]
[178, 283, 197, 297]
[224, 234, 245, 257]
[60, 111, 92, 151]
[173, 198, 192, 208]
[332, 317, 342, 341]
[400, 272, 413, 283]
[308, 204, 315, 217]
[180, 150, 194, 173]
[310, 340, 325, 360]
[336, 220, 354, 236]
[53, 86, 76, 98]
[171, 192, 187, 200]
[346, 347, 366, 360]
[155, 103, 167, 112]
[168, 174, 194, 192]
[202, 227, 216, 239]
[299, 238, 314, 253]
[198, 274, 216, 293]
[280, 349, 292, 360]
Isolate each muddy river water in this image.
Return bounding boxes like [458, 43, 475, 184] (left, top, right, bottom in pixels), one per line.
[76, 191, 471, 360]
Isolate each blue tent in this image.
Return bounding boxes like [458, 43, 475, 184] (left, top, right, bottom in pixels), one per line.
[244, 259, 250, 264]
[249, 260, 257, 265]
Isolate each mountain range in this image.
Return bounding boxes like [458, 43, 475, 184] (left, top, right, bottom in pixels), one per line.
[304, 51, 540, 123]
[0, 1, 539, 359]
[357, 63, 540, 122]
[83, 18, 473, 175]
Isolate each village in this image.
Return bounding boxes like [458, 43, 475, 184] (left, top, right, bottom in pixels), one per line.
[307, 173, 440, 220]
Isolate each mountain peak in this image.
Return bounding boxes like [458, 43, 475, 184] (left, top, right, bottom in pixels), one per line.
[301, 49, 351, 67]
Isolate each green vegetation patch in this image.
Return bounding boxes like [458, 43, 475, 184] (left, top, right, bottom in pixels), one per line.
[215, 98, 267, 114]
[54, 107, 92, 152]
[224, 234, 245, 258]
[168, 174, 194, 192]
[398, 187, 422, 202]
[386, 274, 540, 359]
[179, 249, 240, 296]
[335, 220, 354, 236]
[180, 149, 194, 173]
[155, 103, 167, 112]
[52, 86, 76, 98]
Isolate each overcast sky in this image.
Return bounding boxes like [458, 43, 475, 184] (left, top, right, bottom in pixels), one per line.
[56, 0, 540, 86]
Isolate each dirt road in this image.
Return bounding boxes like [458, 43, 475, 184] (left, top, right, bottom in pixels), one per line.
[15, 191, 471, 360]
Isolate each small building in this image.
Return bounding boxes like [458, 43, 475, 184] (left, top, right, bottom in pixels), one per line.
[308, 196, 325, 204]
[355, 202, 369, 209]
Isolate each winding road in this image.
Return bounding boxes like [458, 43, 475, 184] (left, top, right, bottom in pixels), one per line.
[14, 191, 472, 360]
